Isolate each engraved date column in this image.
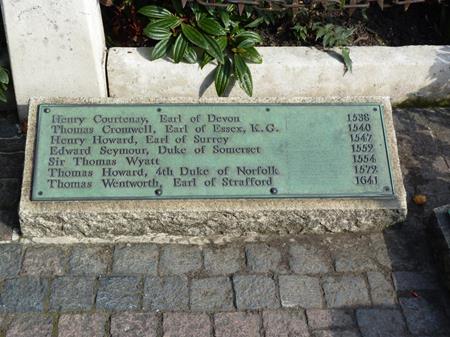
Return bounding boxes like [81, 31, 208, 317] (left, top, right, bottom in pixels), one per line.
[347, 112, 379, 186]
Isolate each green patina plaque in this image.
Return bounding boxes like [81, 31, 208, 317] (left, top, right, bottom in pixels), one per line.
[31, 104, 394, 201]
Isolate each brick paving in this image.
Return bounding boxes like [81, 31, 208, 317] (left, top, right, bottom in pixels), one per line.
[0, 108, 448, 336]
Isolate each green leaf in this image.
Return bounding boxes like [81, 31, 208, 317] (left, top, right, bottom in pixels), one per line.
[172, 33, 188, 63]
[241, 47, 262, 64]
[181, 24, 209, 50]
[148, 16, 181, 30]
[341, 47, 352, 73]
[138, 5, 172, 19]
[245, 17, 264, 28]
[144, 24, 172, 40]
[237, 38, 256, 49]
[200, 52, 213, 68]
[198, 17, 226, 36]
[220, 11, 230, 28]
[204, 34, 225, 64]
[151, 38, 171, 60]
[215, 59, 232, 96]
[235, 31, 262, 44]
[0, 90, 6, 103]
[0, 68, 9, 85]
[216, 36, 228, 51]
[233, 53, 253, 97]
[184, 46, 198, 63]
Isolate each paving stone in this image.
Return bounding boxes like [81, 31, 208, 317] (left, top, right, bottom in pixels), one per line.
[160, 245, 202, 275]
[356, 309, 407, 337]
[0, 277, 48, 312]
[393, 272, 440, 291]
[0, 244, 22, 278]
[399, 296, 450, 335]
[163, 312, 211, 337]
[204, 246, 242, 275]
[246, 243, 283, 273]
[234, 275, 279, 310]
[0, 179, 20, 209]
[6, 314, 53, 337]
[143, 276, 188, 311]
[21, 246, 67, 276]
[112, 244, 158, 275]
[96, 276, 141, 311]
[289, 243, 331, 274]
[191, 277, 234, 311]
[368, 233, 392, 269]
[0, 153, 24, 178]
[306, 309, 355, 330]
[262, 310, 309, 337]
[58, 313, 108, 337]
[279, 275, 322, 308]
[311, 330, 361, 337]
[322, 276, 370, 308]
[68, 245, 112, 275]
[367, 272, 396, 306]
[50, 277, 95, 311]
[111, 312, 159, 337]
[215, 312, 261, 337]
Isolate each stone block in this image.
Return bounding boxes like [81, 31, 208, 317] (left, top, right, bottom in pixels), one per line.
[399, 296, 450, 335]
[6, 314, 53, 337]
[113, 244, 158, 275]
[19, 97, 406, 239]
[50, 277, 95, 311]
[356, 309, 407, 337]
[204, 246, 242, 275]
[160, 245, 202, 275]
[96, 276, 141, 311]
[393, 271, 439, 291]
[21, 246, 67, 276]
[1, 0, 107, 119]
[367, 272, 396, 306]
[111, 312, 159, 337]
[0, 277, 48, 312]
[191, 277, 234, 311]
[163, 312, 211, 337]
[0, 211, 18, 241]
[262, 310, 309, 337]
[289, 243, 331, 274]
[215, 312, 260, 337]
[246, 244, 283, 273]
[68, 245, 112, 275]
[322, 276, 370, 308]
[311, 330, 360, 337]
[0, 245, 22, 278]
[279, 275, 322, 308]
[58, 313, 108, 337]
[143, 276, 189, 311]
[0, 153, 24, 178]
[306, 309, 355, 330]
[108, 46, 450, 105]
[234, 275, 279, 310]
[431, 204, 450, 290]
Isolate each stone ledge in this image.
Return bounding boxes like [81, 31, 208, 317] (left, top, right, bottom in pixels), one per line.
[107, 46, 450, 105]
[19, 96, 407, 239]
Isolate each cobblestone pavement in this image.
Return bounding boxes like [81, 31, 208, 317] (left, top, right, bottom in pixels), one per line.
[0, 108, 449, 337]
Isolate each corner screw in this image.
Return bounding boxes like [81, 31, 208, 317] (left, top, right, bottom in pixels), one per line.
[270, 187, 278, 195]
[383, 186, 390, 192]
[155, 189, 162, 196]
[266, 108, 270, 112]
[44, 108, 50, 113]
[38, 191, 43, 196]
[373, 108, 378, 112]
[157, 108, 162, 112]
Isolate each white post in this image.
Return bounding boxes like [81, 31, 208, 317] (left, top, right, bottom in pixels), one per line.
[1, 0, 108, 120]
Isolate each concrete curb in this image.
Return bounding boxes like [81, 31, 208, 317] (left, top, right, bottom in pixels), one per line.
[107, 46, 450, 105]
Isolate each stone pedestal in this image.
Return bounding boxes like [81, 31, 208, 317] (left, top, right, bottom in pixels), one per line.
[19, 96, 407, 240]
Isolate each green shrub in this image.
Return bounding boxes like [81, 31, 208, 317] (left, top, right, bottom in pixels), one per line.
[0, 66, 8, 103]
[139, 3, 263, 96]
